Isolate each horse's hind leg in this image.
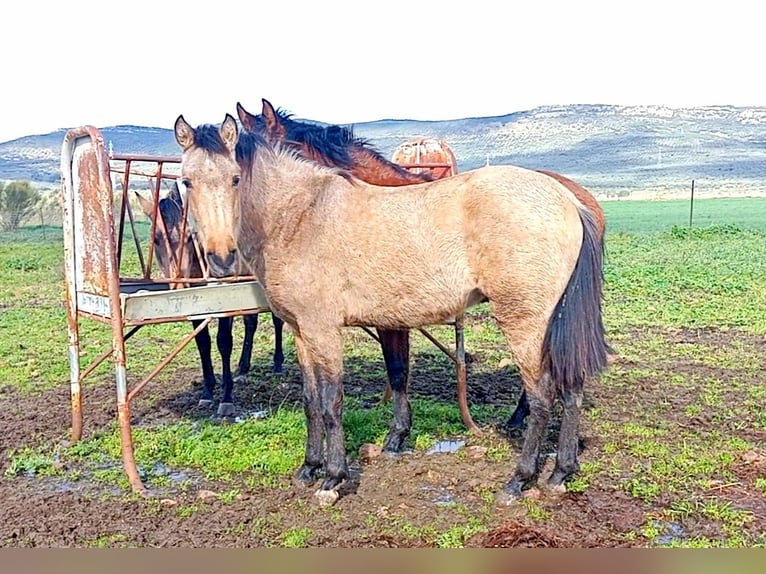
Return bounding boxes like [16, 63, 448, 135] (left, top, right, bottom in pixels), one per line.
[235, 313, 258, 381]
[377, 329, 412, 453]
[493, 313, 555, 502]
[507, 390, 530, 430]
[216, 316, 236, 417]
[548, 384, 584, 490]
[191, 319, 216, 407]
[504, 371, 555, 500]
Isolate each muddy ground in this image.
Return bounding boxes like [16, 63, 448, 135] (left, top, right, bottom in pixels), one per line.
[0, 325, 764, 547]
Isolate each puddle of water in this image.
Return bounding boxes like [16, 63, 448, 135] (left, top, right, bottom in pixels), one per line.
[654, 521, 687, 545]
[151, 462, 193, 485]
[433, 491, 457, 506]
[426, 439, 466, 455]
[234, 410, 269, 424]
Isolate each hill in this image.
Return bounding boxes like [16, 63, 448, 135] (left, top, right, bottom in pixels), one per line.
[1, 104, 765, 199]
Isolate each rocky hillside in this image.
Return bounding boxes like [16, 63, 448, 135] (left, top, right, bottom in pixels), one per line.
[2, 104, 765, 198]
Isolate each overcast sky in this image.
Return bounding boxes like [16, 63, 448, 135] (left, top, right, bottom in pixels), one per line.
[1, 0, 760, 143]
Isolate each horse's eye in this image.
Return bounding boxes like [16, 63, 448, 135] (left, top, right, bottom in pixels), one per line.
[232, 175, 241, 187]
[181, 178, 192, 189]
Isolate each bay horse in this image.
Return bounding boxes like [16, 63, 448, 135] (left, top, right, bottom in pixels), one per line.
[173, 115, 609, 503]
[135, 182, 285, 416]
[236, 99, 614, 432]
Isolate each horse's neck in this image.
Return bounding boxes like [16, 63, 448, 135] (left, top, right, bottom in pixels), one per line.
[243, 157, 339, 245]
[349, 148, 427, 186]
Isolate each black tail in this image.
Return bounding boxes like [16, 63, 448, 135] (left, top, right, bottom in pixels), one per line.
[542, 206, 609, 392]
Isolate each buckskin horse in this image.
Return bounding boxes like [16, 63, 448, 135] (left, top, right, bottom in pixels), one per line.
[173, 115, 609, 504]
[235, 99, 614, 432]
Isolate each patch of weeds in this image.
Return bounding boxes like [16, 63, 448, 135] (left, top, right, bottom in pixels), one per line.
[755, 477, 766, 496]
[521, 498, 552, 522]
[413, 433, 436, 451]
[622, 422, 667, 439]
[217, 488, 240, 503]
[83, 533, 130, 548]
[684, 404, 703, 418]
[4, 447, 61, 477]
[434, 519, 487, 548]
[281, 527, 313, 548]
[3, 255, 44, 271]
[624, 476, 661, 502]
[176, 504, 201, 518]
[566, 461, 601, 494]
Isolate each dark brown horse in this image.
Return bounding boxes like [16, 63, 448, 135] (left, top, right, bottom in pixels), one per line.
[135, 182, 284, 416]
[173, 115, 609, 504]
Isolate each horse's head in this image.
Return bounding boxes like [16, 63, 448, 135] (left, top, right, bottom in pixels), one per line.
[236, 99, 287, 144]
[174, 114, 241, 278]
[135, 183, 200, 283]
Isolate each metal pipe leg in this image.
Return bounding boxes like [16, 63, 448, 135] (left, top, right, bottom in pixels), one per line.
[454, 315, 480, 434]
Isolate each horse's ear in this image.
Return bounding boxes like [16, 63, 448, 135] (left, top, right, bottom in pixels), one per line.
[236, 102, 256, 132]
[261, 98, 285, 140]
[169, 181, 183, 206]
[134, 191, 155, 218]
[220, 114, 238, 152]
[174, 115, 195, 150]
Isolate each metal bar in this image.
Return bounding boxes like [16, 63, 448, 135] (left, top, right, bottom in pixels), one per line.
[417, 326, 458, 362]
[116, 160, 131, 268]
[124, 185, 148, 277]
[126, 317, 213, 402]
[453, 315, 479, 433]
[111, 152, 180, 163]
[360, 326, 380, 343]
[79, 325, 144, 382]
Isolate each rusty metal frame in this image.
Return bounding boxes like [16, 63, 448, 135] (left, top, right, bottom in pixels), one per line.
[61, 126, 269, 495]
[61, 126, 475, 496]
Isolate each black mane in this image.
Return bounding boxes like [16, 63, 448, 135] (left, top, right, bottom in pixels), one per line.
[192, 124, 229, 155]
[256, 107, 424, 179]
[235, 129, 271, 172]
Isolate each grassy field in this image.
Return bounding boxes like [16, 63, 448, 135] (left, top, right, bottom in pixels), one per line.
[1, 196, 765, 547]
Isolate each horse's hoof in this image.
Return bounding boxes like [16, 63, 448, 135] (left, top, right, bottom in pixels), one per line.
[495, 488, 523, 506]
[314, 488, 340, 507]
[271, 368, 284, 377]
[198, 399, 214, 408]
[217, 402, 236, 417]
[233, 374, 248, 384]
[496, 477, 526, 506]
[294, 464, 321, 487]
[382, 432, 409, 453]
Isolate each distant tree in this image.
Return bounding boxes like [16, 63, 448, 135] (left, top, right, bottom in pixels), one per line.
[0, 180, 41, 231]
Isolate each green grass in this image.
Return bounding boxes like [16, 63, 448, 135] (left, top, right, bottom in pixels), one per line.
[601, 196, 766, 234]
[3, 197, 766, 548]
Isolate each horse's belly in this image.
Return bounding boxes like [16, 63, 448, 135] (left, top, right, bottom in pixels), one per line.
[341, 281, 479, 329]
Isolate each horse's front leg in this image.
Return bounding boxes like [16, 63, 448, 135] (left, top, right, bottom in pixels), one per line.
[292, 332, 327, 486]
[294, 328, 348, 501]
[216, 316, 236, 417]
[235, 313, 258, 381]
[191, 319, 216, 407]
[377, 328, 412, 452]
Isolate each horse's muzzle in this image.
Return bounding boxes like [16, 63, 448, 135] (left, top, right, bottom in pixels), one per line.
[206, 249, 238, 278]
